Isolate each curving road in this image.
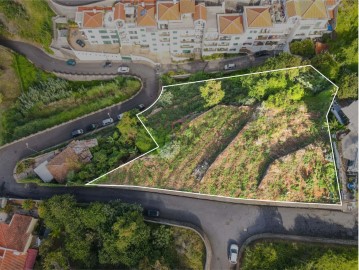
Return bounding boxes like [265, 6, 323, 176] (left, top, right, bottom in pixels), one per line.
[0, 39, 357, 270]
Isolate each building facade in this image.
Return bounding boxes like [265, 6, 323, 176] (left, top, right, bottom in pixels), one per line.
[74, 0, 340, 59]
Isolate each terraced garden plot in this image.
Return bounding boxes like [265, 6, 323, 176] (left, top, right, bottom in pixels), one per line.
[96, 67, 339, 203]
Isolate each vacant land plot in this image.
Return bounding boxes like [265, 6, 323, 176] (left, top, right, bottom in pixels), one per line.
[0, 52, 141, 145]
[240, 240, 358, 270]
[98, 67, 339, 203]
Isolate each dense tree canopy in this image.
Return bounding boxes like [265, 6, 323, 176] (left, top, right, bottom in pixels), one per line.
[200, 80, 225, 107]
[290, 39, 315, 58]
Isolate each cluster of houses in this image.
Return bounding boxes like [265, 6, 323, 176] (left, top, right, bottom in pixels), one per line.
[0, 214, 38, 270]
[72, 0, 340, 60]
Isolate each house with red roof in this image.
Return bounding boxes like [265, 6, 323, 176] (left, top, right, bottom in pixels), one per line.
[0, 214, 38, 270]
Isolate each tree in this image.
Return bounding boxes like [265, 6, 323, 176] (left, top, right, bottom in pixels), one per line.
[289, 39, 315, 58]
[117, 112, 139, 142]
[311, 52, 340, 80]
[42, 250, 70, 270]
[22, 199, 35, 211]
[200, 80, 225, 107]
[337, 72, 358, 100]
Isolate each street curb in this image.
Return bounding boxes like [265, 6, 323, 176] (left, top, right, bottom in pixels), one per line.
[237, 233, 358, 268]
[0, 74, 143, 151]
[145, 218, 212, 270]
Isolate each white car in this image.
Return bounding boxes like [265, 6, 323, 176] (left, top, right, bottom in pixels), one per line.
[102, 118, 114, 126]
[228, 243, 239, 264]
[118, 66, 130, 73]
[224, 63, 236, 70]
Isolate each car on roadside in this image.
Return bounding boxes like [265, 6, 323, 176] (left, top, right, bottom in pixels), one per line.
[138, 104, 145, 111]
[118, 66, 130, 73]
[254, 50, 270, 57]
[87, 123, 98, 131]
[76, 39, 86, 47]
[102, 117, 114, 126]
[71, 129, 84, 138]
[228, 243, 239, 264]
[147, 209, 160, 217]
[103, 60, 112, 68]
[117, 113, 124, 121]
[66, 59, 76, 66]
[224, 63, 236, 70]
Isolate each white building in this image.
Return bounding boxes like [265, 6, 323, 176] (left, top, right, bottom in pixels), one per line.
[73, 0, 340, 59]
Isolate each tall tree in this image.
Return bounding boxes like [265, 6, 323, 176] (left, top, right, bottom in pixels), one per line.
[200, 80, 225, 107]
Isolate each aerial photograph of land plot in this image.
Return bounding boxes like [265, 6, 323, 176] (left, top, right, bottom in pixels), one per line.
[97, 66, 339, 204]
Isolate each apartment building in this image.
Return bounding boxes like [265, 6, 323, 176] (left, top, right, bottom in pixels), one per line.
[74, 0, 340, 60]
[75, 6, 120, 45]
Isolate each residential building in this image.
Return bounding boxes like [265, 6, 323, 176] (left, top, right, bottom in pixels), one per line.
[73, 0, 340, 60]
[34, 139, 98, 183]
[0, 214, 38, 270]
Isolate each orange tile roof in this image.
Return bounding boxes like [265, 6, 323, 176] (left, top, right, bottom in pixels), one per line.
[286, 0, 328, 19]
[194, 4, 207, 21]
[219, 15, 244, 35]
[158, 2, 180, 21]
[246, 7, 272, 28]
[0, 214, 33, 252]
[180, 0, 195, 14]
[137, 5, 157, 26]
[24, 249, 38, 270]
[114, 2, 126, 21]
[83, 11, 104, 28]
[0, 250, 27, 270]
[46, 147, 81, 183]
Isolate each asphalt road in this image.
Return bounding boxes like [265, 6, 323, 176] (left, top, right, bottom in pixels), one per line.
[0, 39, 357, 269]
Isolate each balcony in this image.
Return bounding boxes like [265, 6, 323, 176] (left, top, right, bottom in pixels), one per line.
[219, 36, 231, 41]
[218, 43, 229, 46]
[180, 45, 194, 49]
[159, 32, 170, 37]
[204, 42, 217, 47]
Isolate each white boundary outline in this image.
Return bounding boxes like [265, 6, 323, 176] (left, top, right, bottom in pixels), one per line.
[87, 65, 342, 207]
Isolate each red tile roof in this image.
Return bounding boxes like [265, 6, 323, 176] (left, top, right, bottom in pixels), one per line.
[114, 2, 126, 21]
[24, 249, 38, 270]
[77, 6, 112, 11]
[0, 250, 27, 270]
[0, 214, 33, 252]
[83, 11, 104, 28]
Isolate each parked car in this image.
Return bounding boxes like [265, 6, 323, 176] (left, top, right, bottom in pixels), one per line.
[87, 123, 98, 131]
[138, 104, 146, 111]
[228, 243, 239, 264]
[254, 50, 270, 57]
[117, 113, 124, 121]
[66, 59, 76, 66]
[102, 118, 114, 126]
[147, 209, 160, 217]
[103, 60, 112, 68]
[76, 39, 85, 47]
[118, 66, 130, 73]
[224, 63, 236, 70]
[71, 129, 84, 138]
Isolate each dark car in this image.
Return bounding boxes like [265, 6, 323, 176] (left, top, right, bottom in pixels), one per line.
[103, 60, 112, 68]
[87, 123, 98, 131]
[147, 209, 160, 217]
[66, 59, 76, 66]
[138, 104, 146, 111]
[254, 50, 271, 57]
[71, 129, 84, 138]
[76, 39, 85, 47]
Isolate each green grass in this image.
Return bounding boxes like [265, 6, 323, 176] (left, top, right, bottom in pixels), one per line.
[0, 0, 55, 51]
[241, 240, 358, 270]
[0, 53, 142, 144]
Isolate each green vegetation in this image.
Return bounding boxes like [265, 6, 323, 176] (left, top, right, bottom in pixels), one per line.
[38, 195, 205, 270]
[241, 240, 358, 270]
[289, 39, 315, 58]
[102, 67, 338, 203]
[0, 53, 141, 144]
[0, 0, 55, 51]
[69, 111, 155, 184]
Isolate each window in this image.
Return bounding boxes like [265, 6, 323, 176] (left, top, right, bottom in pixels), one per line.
[103, 41, 111, 44]
[99, 30, 107, 33]
[235, 37, 240, 40]
[173, 50, 178, 52]
[101, 36, 110, 39]
[152, 38, 156, 41]
[113, 40, 119, 43]
[314, 22, 322, 28]
[130, 36, 138, 39]
[88, 30, 93, 33]
[300, 25, 310, 30]
[111, 35, 118, 39]
[151, 33, 156, 35]
[173, 37, 177, 39]
[233, 43, 238, 46]
[90, 36, 95, 38]
[129, 31, 137, 34]
[247, 37, 252, 40]
[173, 42, 177, 45]
[141, 29, 145, 31]
[142, 34, 146, 37]
[229, 48, 236, 51]
[173, 31, 177, 33]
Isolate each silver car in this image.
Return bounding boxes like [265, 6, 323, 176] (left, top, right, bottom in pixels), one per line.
[118, 66, 130, 73]
[228, 243, 239, 264]
[102, 118, 114, 126]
